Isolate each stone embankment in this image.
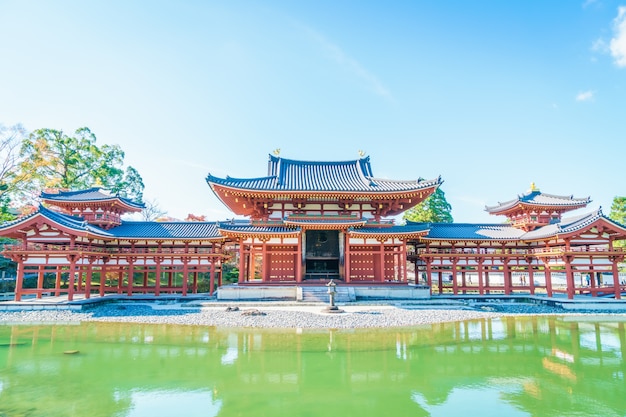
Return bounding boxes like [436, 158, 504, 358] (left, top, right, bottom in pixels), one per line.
[1, 302, 622, 329]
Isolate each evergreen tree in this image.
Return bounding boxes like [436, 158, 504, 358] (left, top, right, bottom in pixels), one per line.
[403, 187, 453, 223]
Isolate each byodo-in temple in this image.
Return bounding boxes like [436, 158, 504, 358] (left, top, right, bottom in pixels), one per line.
[1, 154, 625, 301]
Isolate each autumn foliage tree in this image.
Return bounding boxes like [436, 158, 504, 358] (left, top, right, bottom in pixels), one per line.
[403, 187, 453, 223]
[17, 127, 144, 203]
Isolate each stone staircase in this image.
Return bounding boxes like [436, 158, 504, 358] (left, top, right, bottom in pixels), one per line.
[299, 286, 356, 303]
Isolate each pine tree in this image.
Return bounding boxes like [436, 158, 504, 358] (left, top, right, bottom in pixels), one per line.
[403, 188, 453, 223]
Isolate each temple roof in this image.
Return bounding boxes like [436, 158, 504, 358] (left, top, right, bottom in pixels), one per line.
[408, 221, 525, 240]
[0, 206, 222, 240]
[40, 188, 145, 210]
[110, 221, 222, 239]
[485, 186, 590, 215]
[207, 154, 441, 194]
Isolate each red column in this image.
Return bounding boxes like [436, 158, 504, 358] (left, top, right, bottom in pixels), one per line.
[611, 257, 622, 300]
[85, 264, 93, 299]
[503, 261, 511, 295]
[127, 258, 134, 296]
[238, 240, 246, 283]
[55, 268, 62, 296]
[378, 240, 385, 282]
[477, 260, 484, 295]
[344, 236, 351, 283]
[155, 257, 162, 296]
[209, 258, 215, 296]
[545, 266, 553, 297]
[14, 256, 25, 302]
[36, 265, 44, 299]
[182, 258, 189, 296]
[565, 255, 575, 299]
[100, 262, 107, 297]
[296, 235, 302, 283]
[67, 256, 77, 301]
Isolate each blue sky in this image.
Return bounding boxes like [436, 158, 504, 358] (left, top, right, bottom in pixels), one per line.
[1, 0, 624, 223]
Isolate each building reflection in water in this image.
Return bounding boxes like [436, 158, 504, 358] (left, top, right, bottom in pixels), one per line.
[0, 316, 625, 416]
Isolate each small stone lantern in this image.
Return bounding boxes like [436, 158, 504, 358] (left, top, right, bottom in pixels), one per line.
[322, 279, 344, 313]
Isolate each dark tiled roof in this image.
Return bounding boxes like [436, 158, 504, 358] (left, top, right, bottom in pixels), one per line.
[217, 222, 300, 234]
[350, 224, 430, 236]
[40, 188, 145, 209]
[109, 221, 222, 239]
[207, 154, 441, 193]
[0, 206, 112, 236]
[486, 189, 590, 213]
[407, 221, 526, 240]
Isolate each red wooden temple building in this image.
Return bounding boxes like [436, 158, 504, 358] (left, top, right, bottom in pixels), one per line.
[1, 155, 625, 301]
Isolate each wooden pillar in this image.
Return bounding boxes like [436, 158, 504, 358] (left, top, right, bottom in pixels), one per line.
[564, 255, 575, 299]
[401, 240, 408, 282]
[52, 268, 61, 296]
[503, 261, 511, 295]
[438, 271, 443, 295]
[84, 262, 93, 299]
[425, 257, 433, 294]
[209, 258, 215, 296]
[378, 239, 385, 282]
[296, 234, 303, 283]
[14, 256, 25, 302]
[452, 260, 458, 295]
[182, 258, 189, 296]
[611, 256, 622, 300]
[155, 257, 162, 296]
[67, 255, 77, 301]
[545, 266, 553, 297]
[477, 260, 485, 295]
[127, 258, 134, 296]
[262, 240, 268, 283]
[36, 265, 44, 299]
[238, 240, 246, 283]
[344, 236, 351, 283]
[528, 264, 535, 295]
[100, 261, 107, 297]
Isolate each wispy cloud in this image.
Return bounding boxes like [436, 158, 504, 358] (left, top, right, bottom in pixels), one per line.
[610, 6, 626, 67]
[575, 90, 594, 102]
[582, 0, 599, 9]
[300, 25, 392, 100]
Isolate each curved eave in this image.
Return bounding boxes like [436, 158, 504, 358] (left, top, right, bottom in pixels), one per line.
[486, 196, 590, 215]
[0, 212, 111, 240]
[208, 182, 440, 215]
[284, 219, 367, 229]
[216, 228, 301, 240]
[43, 197, 144, 213]
[349, 230, 429, 239]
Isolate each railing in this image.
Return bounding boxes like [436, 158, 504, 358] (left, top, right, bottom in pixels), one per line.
[413, 246, 626, 256]
[4, 243, 221, 255]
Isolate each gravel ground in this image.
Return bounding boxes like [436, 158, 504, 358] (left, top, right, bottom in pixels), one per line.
[1, 302, 624, 329]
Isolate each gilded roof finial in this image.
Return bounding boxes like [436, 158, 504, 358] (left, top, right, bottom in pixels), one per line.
[358, 150, 366, 157]
[530, 182, 538, 191]
[273, 148, 281, 156]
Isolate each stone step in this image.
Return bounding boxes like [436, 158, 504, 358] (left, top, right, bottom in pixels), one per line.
[299, 286, 355, 303]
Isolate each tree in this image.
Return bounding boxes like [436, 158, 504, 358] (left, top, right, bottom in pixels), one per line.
[610, 196, 626, 225]
[17, 127, 144, 202]
[403, 187, 453, 223]
[0, 123, 28, 221]
[141, 199, 167, 221]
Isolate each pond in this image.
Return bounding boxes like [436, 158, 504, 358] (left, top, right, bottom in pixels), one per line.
[1, 316, 624, 417]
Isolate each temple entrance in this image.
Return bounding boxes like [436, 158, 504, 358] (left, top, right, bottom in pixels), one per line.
[304, 230, 340, 280]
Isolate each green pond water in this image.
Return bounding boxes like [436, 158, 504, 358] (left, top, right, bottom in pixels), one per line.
[1, 316, 625, 417]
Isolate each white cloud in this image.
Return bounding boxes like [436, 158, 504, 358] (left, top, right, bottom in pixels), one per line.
[300, 25, 392, 100]
[576, 90, 594, 101]
[610, 6, 626, 67]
